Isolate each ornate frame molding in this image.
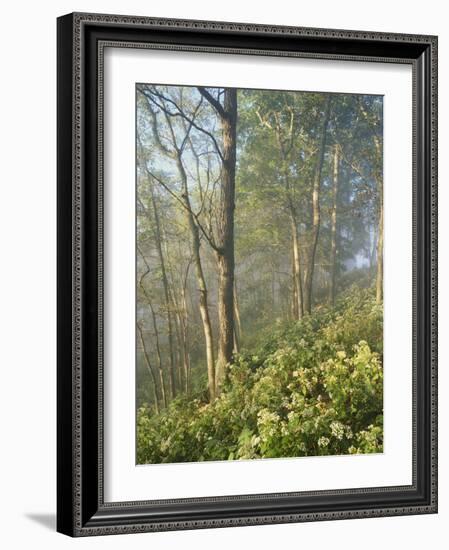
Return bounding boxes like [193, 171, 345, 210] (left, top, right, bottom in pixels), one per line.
[57, 12, 437, 536]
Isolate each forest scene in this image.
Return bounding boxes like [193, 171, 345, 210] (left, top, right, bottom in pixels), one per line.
[136, 84, 383, 464]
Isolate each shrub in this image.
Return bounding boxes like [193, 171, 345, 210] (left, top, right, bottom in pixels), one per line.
[137, 286, 383, 464]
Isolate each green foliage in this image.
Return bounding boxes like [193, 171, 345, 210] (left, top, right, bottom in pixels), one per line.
[137, 287, 383, 463]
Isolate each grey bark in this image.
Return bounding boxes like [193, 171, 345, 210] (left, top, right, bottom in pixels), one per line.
[212, 89, 237, 391]
[329, 144, 340, 306]
[147, 181, 177, 398]
[374, 135, 383, 305]
[148, 302, 167, 409]
[137, 323, 160, 415]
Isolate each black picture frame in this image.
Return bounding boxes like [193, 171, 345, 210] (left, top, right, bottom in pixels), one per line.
[57, 12, 438, 537]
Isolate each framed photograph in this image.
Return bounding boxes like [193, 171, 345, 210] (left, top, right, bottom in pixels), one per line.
[57, 12, 438, 536]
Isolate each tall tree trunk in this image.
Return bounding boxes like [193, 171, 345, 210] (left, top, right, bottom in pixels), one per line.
[180, 276, 191, 394]
[329, 144, 340, 306]
[303, 95, 332, 314]
[176, 157, 217, 402]
[164, 247, 185, 393]
[214, 89, 237, 391]
[290, 209, 304, 320]
[370, 226, 378, 277]
[148, 183, 177, 399]
[280, 139, 303, 321]
[291, 246, 298, 319]
[137, 262, 168, 409]
[148, 303, 167, 408]
[137, 323, 160, 415]
[233, 280, 242, 353]
[374, 135, 383, 304]
[376, 200, 383, 304]
[357, 102, 383, 303]
[191, 228, 216, 401]
[175, 256, 192, 395]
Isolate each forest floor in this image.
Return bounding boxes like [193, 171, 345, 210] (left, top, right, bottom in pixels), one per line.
[137, 286, 383, 464]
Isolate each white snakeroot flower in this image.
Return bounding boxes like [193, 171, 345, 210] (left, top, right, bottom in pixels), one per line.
[330, 421, 345, 440]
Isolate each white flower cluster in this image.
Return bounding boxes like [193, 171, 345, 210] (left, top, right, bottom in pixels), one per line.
[257, 409, 280, 437]
[330, 421, 345, 440]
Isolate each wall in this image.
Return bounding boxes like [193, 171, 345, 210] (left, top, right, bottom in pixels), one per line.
[0, 1, 446, 548]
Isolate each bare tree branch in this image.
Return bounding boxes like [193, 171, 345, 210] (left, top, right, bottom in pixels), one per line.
[137, 87, 176, 159]
[138, 86, 224, 162]
[146, 168, 221, 254]
[197, 87, 226, 119]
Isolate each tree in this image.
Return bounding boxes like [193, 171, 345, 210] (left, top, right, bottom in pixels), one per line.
[137, 249, 168, 408]
[374, 134, 383, 305]
[302, 94, 332, 314]
[253, 93, 305, 320]
[137, 85, 218, 401]
[137, 322, 161, 414]
[198, 87, 238, 389]
[137, 155, 178, 399]
[355, 96, 383, 304]
[329, 143, 340, 306]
